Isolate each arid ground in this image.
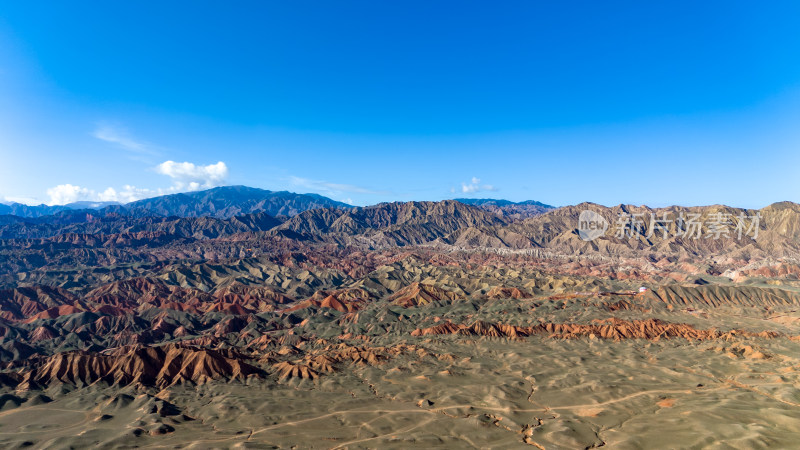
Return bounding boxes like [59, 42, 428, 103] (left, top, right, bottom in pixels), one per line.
[1, 189, 799, 448]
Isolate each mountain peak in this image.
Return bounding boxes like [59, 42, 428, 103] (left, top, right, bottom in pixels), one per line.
[1, 186, 352, 219]
[454, 198, 554, 219]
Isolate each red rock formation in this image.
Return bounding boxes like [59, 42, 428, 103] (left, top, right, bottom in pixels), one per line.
[411, 321, 462, 336]
[84, 278, 209, 312]
[388, 282, 461, 307]
[24, 304, 86, 323]
[272, 361, 319, 380]
[283, 288, 370, 313]
[212, 284, 294, 311]
[29, 325, 58, 342]
[411, 318, 780, 341]
[485, 286, 533, 300]
[0, 286, 78, 321]
[205, 302, 253, 315]
[20, 344, 262, 388]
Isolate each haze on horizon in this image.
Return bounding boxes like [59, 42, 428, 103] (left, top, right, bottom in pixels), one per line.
[1, 1, 799, 209]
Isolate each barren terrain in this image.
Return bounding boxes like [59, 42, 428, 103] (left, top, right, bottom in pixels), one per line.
[1, 189, 799, 448]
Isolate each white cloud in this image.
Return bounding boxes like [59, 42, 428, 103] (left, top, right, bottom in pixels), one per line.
[46, 184, 92, 205]
[97, 187, 118, 202]
[92, 124, 156, 154]
[458, 177, 497, 194]
[45, 184, 156, 205]
[117, 185, 157, 203]
[155, 161, 228, 191]
[96, 185, 156, 203]
[42, 160, 230, 205]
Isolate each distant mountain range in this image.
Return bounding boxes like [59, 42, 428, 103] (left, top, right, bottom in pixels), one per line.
[453, 198, 554, 219]
[0, 186, 554, 220]
[0, 186, 354, 219]
[0, 201, 119, 217]
[272, 200, 509, 246]
[122, 186, 353, 218]
[4, 188, 798, 285]
[453, 198, 552, 208]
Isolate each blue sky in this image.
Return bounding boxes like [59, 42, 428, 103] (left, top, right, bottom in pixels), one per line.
[1, 1, 799, 208]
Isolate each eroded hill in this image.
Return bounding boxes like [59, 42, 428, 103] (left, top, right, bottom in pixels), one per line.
[1, 197, 799, 447]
